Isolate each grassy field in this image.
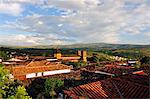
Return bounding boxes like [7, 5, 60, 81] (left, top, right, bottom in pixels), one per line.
[88, 48, 150, 60]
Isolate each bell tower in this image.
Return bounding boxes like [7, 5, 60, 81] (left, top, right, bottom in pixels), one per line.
[54, 48, 61, 59]
[81, 50, 87, 62]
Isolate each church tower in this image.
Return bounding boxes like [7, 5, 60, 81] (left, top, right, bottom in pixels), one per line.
[54, 49, 61, 59]
[81, 50, 87, 62]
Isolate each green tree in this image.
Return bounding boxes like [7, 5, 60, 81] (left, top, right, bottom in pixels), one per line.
[0, 64, 9, 98]
[92, 54, 99, 63]
[42, 53, 49, 57]
[140, 56, 150, 65]
[44, 78, 64, 98]
[0, 51, 9, 60]
[11, 86, 31, 99]
[0, 64, 31, 99]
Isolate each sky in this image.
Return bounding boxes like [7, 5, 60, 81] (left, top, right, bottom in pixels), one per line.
[0, 0, 150, 46]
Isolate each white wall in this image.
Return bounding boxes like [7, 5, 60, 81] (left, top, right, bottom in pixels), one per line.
[26, 69, 71, 78]
[37, 72, 42, 77]
[26, 73, 36, 78]
[43, 69, 71, 76]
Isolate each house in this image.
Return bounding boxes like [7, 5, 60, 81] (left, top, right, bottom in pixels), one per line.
[54, 50, 87, 62]
[127, 60, 139, 66]
[63, 74, 149, 99]
[12, 60, 72, 80]
[119, 74, 149, 86]
[8, 58, 24, 62]
[94, 65, 134, 76]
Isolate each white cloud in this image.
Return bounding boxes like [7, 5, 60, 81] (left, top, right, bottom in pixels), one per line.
[0, 0, 150, 45]
[0, 3, 23, 16]
[12, 34, 42, 45]
[58, 24, 63, 27]
[14, 34, 26, 40]
[38, 21, 43, 25]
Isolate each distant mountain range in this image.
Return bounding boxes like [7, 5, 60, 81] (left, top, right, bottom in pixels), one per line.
[0, 43, 150, 49]
[36, 43, 150, 49]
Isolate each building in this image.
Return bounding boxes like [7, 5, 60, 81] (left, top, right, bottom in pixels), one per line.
[12, 60, 72, 80]
[127, 60, 139, 66]
[132, 70, 148, 76]
[84, 64, 134, 76]
[81, 50, 87, 62]
[8, 58, 24, 62]
[54, 50, 87, 62]
[63, 74, 149, 99]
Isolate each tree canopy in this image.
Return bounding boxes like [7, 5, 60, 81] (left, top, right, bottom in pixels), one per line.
[45, 78, 64, 98]
[0, 51, 9, 60]
[140, 56, 150, 65]
[0, 64, 31, 99]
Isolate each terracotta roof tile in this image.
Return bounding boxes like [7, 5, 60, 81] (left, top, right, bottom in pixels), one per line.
[119, 74, 149, 86]
[96, 66, 136, 75]
[132, 70, 148, 75]
[12, 61, 71, 77]
[64, 76, 149, 99]
[26, 60, 48, 67]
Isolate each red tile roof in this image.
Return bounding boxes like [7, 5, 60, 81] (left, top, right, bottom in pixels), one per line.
[26, 60, 48, 67]
[12, 60, 71, 80]
[119, 74, 149, 86]
[132, 70, 148, 75]
[95, 65, 138, 75]
[13, 64, 71, 75]
[105, 64, 133, 69]
[64, 76, 149, 99]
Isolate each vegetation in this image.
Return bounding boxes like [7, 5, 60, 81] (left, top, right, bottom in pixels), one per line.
[42, 53, 49, 57]
[9, 86, 30, 99]
[87, 51, 114, 63]
[92, 53, 99, 63]
[0, 46, 149, 98]
[109, 48, 150, 59]
[26, 78, 64, 98]
[0, 64, 31, 99]
[140, 56, 150, 66]
[1, 46, 149, 60]
[44, 78, 64, 98]
[63, 61, 87, 69]
[0, 51, 9, 60]
[3, 43, 148, 49]
[26, 78, 45, 98]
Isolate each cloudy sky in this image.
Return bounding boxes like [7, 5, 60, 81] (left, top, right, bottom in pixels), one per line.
[0, 0, 150, 46]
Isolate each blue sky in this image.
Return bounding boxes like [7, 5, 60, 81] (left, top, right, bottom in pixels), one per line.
[0, 0, 150, 46]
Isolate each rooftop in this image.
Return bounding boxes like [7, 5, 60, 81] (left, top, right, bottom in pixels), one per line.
[12, 60, 71, 77]
[64, 75, 149, 99]
[87, 66, 135, 76]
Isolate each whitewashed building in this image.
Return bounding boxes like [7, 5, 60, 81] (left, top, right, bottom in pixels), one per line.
[12, 60, 72, 80]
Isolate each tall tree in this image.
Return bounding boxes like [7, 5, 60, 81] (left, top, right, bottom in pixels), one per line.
[45, 78, 64, 98]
